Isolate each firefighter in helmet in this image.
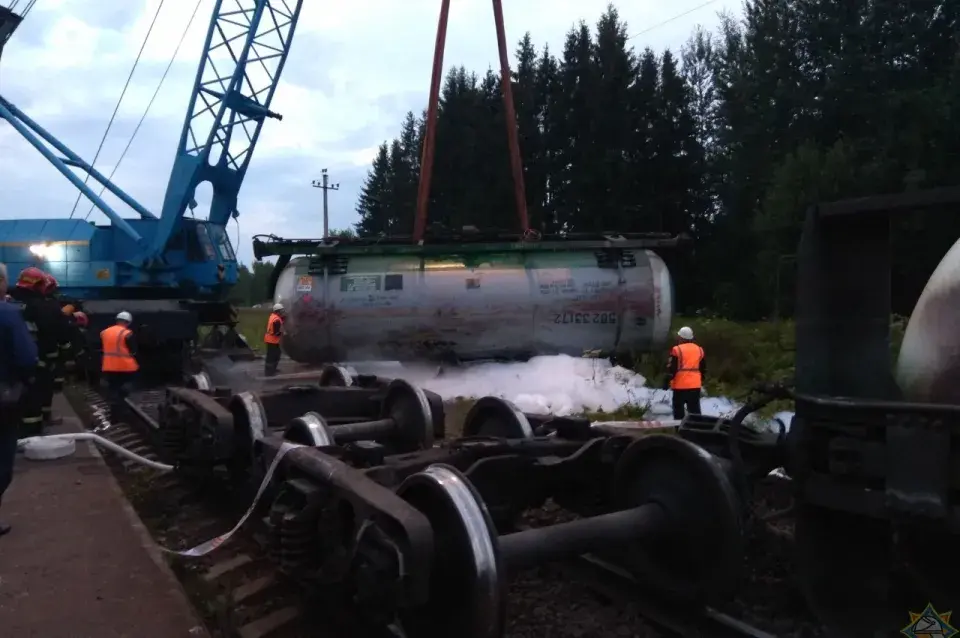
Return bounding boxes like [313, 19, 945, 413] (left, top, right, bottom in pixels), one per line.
[9, 267, 49, 435]
[37, 273, 71, 425]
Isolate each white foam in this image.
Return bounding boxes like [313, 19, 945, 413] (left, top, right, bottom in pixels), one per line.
[348, 355, 793, 431]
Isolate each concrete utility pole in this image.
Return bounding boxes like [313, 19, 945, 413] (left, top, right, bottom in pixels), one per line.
[311, 169, 340, 237]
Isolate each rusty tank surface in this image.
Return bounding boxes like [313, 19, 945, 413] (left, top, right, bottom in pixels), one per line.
[896, 234, 960, 403]
[269, 237, 675, 364]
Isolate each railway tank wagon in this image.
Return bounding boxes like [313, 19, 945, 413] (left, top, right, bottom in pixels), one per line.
[270, 239, 675, 364]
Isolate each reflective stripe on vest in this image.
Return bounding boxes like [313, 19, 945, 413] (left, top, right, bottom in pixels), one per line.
[670, 342, 703, 391]
[101, 324, 139, 373]
[264, 312, 283, 345]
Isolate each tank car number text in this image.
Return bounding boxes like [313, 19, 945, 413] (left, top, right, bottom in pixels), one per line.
[554, 311, 617, 325]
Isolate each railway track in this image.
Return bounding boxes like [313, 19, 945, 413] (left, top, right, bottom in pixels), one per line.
[65, 382, 793, 638]
[570, 555, 777, 638]
[67, 386, 351, 638]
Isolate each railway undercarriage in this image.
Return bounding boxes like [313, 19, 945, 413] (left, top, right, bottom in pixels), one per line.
[91, 356, 949, 638]
[66, 186, 960, 637]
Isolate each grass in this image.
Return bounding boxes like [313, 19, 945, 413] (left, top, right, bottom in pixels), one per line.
[235, 307, 271, 353]
[232, 307, 908, 423]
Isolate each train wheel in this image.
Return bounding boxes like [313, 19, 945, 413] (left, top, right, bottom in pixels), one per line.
[227, 391, 268, 483]
[614, 435, 743, 601]
[381, 379, 435, 451]
[397, 464, 505, 638]
[318, 364, 354, 387]
[185, 370, 211, 391]
[283, 412, 335, 447]
[462, 397, 534, 439]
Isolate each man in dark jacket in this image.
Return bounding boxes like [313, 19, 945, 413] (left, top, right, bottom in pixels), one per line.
[32, 274, 71, 426]
[0, 263, 40, 537]
[9, 266, 48, 436]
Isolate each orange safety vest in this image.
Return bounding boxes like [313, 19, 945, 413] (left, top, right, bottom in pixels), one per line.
[264, 312, 283, 345]
[101, 324, 139, 373]
[670, 342, 703, 390]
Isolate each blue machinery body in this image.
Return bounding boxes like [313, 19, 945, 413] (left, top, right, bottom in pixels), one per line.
[0, 1, 302, 368]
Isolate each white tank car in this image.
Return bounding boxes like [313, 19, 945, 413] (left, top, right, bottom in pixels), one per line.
[273, 244, 674, 364]
[896, 236, 960, 403]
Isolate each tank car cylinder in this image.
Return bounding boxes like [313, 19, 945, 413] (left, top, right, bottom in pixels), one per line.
[498, 503, 667, 571]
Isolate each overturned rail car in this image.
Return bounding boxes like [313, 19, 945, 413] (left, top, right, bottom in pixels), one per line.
[254, 231, 685, 364]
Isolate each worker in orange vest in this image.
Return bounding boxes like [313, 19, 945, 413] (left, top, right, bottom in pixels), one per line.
[664, 326, 706, 420]
[263, 303, 285, 377]
[101, 311, 139, 401]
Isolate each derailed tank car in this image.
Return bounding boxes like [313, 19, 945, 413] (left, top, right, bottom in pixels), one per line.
[255, 232, 684, 364]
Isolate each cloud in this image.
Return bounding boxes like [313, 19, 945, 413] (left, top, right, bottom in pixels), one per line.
[0, 0, 740, 266]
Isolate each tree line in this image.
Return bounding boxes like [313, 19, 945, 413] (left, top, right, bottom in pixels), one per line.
[353, 1, 960, 320]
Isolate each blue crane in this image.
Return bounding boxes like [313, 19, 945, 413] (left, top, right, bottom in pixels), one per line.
[0, 0, 303, 372]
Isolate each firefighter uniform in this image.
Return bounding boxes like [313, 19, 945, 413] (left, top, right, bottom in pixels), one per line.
[263, 303, 285, 377]
[42, 275, 71, 402]
[11, 267, 48, 436]
[34, 297, 70, 425]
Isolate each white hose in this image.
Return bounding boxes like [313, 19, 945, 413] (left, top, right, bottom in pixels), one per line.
[17, 433, 174, 472]
[16, 430, 303, 559]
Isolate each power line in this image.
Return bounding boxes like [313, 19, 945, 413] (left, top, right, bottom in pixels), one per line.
[69, 0, 166, 219]
[84, 0, 204, 221]
[627, 0, 720, 42]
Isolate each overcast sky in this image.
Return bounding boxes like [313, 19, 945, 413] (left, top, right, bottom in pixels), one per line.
[0, 0, 740, 265]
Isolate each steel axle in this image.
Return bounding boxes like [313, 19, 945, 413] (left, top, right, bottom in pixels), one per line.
[284, 379, 435, 452]
[395, 435, 745, 638]
[498, 503, 667, 570]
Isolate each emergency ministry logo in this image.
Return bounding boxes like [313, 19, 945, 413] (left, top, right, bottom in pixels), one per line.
[901, 603, 957, 638]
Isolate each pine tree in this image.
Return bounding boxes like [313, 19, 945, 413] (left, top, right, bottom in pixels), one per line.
[628, 48, 660, 232]
[536, 45, 562, 232]
[354, 143, 391, 236]
[590, 5, 635, 232]
[555, 22, 596, 231]
[513, 33, 544, 231]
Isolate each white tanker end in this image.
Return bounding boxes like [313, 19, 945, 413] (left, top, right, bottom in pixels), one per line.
[896, 236, 960, 403]
[273, 245, 674, 364]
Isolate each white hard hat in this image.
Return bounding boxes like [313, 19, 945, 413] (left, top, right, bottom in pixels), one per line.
[677, 326, 694, 340]
[116, 311, 133, 323]
[272, 302, 284, 312]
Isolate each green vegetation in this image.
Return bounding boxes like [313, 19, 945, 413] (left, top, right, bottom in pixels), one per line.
[236, 307, 270, 352]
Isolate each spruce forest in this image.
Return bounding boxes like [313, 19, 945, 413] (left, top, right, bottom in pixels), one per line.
[353, 1, 960, 321]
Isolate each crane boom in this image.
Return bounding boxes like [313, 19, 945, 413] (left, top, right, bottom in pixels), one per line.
[0, 0, 302, 285]
[151, 0, 303, 262]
